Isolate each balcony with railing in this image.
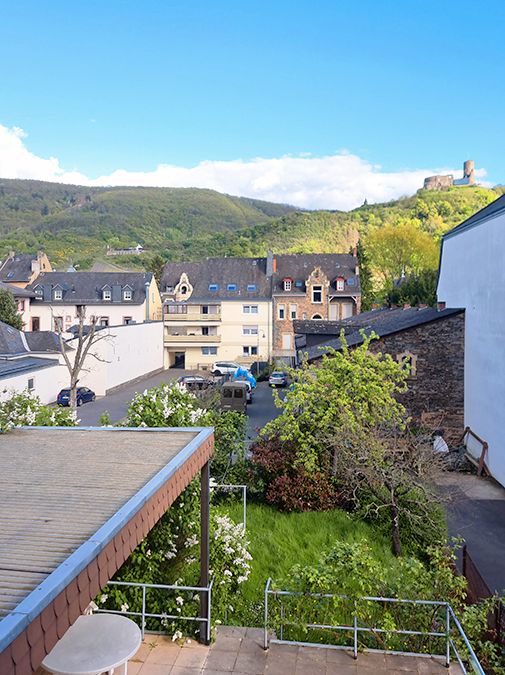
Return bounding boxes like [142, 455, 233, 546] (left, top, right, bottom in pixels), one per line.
[164, 306, 222, 323]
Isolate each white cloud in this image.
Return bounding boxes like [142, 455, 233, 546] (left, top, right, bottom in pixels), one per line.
[0, 124, 488, 210]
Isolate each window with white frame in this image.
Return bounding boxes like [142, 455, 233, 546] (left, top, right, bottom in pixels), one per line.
[53, 289, 63, 301]
[99, 317, 109, 327]
[243, 305, 258, 314]
[283, 279, 292, 291]
[243, 325, 259, 335]
[336, 278, 345, 291]
[290, 304, 297, 320]
[123, 289, 133, 301]
[102, 289, 112, 301]
[243, 345, 258, 356]
[278, 304, 285, 320]
[201, 346, 217, 355]
[312, 285, 322, 303]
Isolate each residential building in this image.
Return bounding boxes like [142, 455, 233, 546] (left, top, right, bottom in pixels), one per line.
[160, 252, 361, 369]
[437, 193, 505, 486]
[271, 253, 361, 360]
[294, 305, 465, 443]
[0, 250, 52, 288]
[161, 258, 272, 370]
[26, 271, 162, 332]
[0, 281, 35, 330]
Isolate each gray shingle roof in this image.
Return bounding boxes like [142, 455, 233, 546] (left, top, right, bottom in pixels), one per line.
[0, 254, 37, 283]
[0, 357, 58, 379]
[24, 331, 64, 353]
[160, 253, 360, 301]
[0, 282, 35, 298]
[294, 306, 464, 360]
[28, 271, 153, 305]
[273, 253, 360, 296]
[0, 321, 28, 356]
[161, 257, 271, 300]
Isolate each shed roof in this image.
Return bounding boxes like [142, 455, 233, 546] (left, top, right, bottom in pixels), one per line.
[0, 426, 213, 657]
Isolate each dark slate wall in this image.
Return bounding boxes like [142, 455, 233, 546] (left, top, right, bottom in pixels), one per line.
[368, 314, 465, 443]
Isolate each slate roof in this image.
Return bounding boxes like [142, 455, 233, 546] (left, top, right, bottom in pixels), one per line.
[25, 331, 64, 353]
[273, 253, 360, 296]
[0, 321, 28, 356]
[0, 253, 37, 283]
[161, 257, 271, 301]
[0, 281, 35, 298]
[160, 253, 360, 302]
[294, 306, 464, 360]
[442, 193, 505, 240]
[0, 356, 58, 379]
[28, 271, 153, 305]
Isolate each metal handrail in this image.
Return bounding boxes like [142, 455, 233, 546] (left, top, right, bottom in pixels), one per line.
[95, 578, 214, 643]
[263, 578, 485, 674]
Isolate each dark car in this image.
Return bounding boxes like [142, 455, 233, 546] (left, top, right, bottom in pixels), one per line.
[57, 387, 96, 407]
[268, 371, 289, 387]
[177, 375, 213, 391]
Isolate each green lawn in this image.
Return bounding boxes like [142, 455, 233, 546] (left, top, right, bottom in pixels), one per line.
[217, 501, 399, 625]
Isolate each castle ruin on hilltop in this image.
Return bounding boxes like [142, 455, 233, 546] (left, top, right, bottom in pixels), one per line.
[423, 160, 475, 190]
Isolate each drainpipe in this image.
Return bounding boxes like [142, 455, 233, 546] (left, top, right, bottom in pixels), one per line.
[145, 281, 150, 321]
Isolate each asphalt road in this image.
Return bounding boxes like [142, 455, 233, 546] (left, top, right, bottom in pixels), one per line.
[75, 370, 282, 439]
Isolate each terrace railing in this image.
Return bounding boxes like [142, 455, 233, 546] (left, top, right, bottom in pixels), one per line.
[95, 578, 213, 643]
[263, 579, 485, 674]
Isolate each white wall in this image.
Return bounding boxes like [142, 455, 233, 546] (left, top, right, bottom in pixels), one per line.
[30, 303, 149, 332]
[0, 359, 69, 405]
[73, 321, 164, 395]
[438, 210, 505, 486]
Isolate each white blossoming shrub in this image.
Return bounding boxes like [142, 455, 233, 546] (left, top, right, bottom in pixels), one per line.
[126, 381, 208, 428]
[0, 390, 77, 431]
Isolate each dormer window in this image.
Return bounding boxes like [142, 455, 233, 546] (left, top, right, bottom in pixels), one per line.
[283, 278, 293, 291]
[53, 289, 63, 301]
[247, 284, 256, 292]
[227, 284, 237, 292]
[336, 277, 345, 292]
[208, 284, 219, 292]
[123, 289, 132, 301]
[102, 289, 112, 301]
[180, 285, 188, 295]
[34, 287, 43, 298]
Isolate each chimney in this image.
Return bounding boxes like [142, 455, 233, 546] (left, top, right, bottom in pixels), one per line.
[266, 250, 275, 277]
[403, 303, 411, 310]
[418, 303, 428, 309]
[437, 301, 446, 311]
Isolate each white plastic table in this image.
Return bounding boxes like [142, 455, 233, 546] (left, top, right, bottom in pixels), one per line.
[41, 614, 142, 675]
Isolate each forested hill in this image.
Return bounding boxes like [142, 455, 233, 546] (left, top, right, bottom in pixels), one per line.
[0, 177, 502, 271]
[0, 179, 297, 266]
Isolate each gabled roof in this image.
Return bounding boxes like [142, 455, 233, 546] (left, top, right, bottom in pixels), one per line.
[28, 272, 153, 305]
[0, 254, 37, 283]
[272, 253, 360, 296]
[0, 282, 35, 298]
[161, 257, 271, 300]
[0, 320, 64, 357]
[294, 306, 464, 360]
[160, 253, 361, 301]
[442, 193, 505, 240]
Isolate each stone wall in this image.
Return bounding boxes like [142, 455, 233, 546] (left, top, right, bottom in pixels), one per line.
[368, 313, 465, 443]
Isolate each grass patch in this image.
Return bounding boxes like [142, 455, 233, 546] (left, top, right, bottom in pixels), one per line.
[216, 501, 399, 625]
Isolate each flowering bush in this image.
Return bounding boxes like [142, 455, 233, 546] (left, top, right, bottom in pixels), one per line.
[97, 485, 252, 640]
[126, 381, 208, 427]
[0, 390, 77, 431]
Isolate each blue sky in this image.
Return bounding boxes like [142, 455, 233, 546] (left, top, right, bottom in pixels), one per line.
[1, 0, 503, 208]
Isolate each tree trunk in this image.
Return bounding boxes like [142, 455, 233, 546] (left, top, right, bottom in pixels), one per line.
[389, 488, 402, 557]
[70, 377, 78, 410]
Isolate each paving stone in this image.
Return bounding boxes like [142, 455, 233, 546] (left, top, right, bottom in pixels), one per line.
[144, 642, 182, 666]
[204, 649, 238, 671]
[217, 626, 248, 639]
[213, 635, 243, 652]
[233, 650, 268, 674]
[138, 664, 174, 675]
[384, 654, 422, 671]
[173, 645, 209, 669]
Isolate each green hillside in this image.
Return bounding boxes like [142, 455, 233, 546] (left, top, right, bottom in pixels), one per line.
[0, 178, 501, 275]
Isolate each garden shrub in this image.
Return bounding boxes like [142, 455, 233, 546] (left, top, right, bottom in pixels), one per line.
[250, 436, 341, 511]
[0, 390, 77, 431]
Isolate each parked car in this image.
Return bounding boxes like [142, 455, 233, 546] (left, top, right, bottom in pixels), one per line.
[269, 371, 289, 387]
[177, 375, 213, 391]
[57, 387, 96, 406]
[211, 361, 242, 376]
[220, 381, 248, 413]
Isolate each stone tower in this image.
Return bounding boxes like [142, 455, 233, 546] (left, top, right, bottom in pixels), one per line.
[463, 160, 475, 185]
